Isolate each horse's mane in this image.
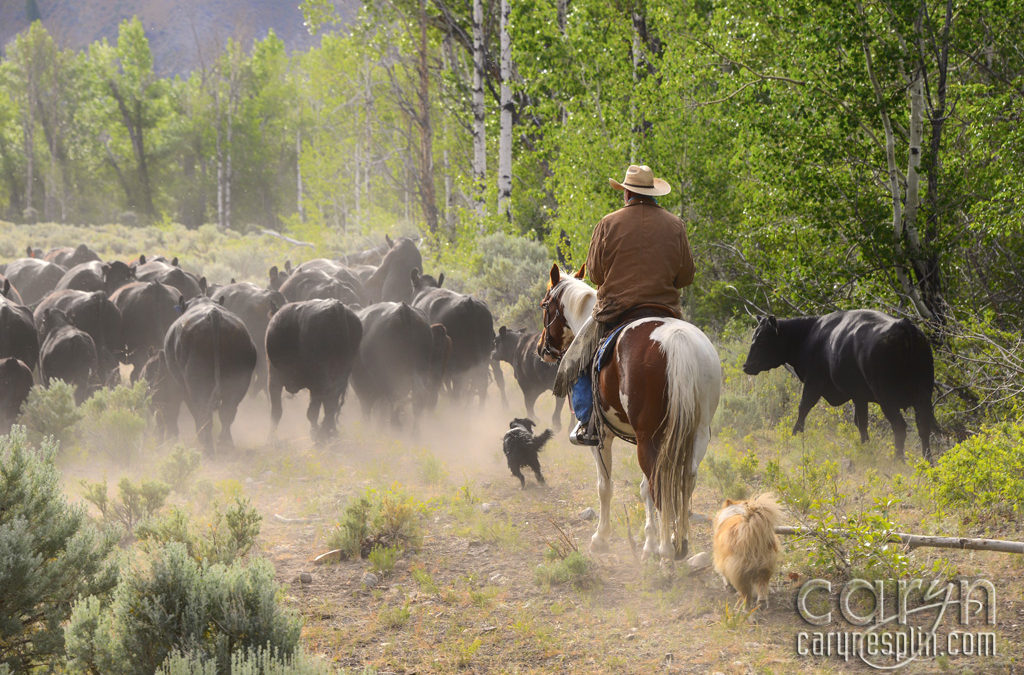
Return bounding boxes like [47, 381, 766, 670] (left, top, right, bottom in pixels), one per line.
[554, 276, 596, 330]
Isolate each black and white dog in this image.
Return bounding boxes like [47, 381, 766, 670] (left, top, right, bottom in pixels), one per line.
[502, 418, 552, 488]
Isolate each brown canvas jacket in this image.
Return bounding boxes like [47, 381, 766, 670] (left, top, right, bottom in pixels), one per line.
[585, 200, 695, 324]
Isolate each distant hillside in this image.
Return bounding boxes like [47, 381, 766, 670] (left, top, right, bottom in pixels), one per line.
[0, 0, 358, 75]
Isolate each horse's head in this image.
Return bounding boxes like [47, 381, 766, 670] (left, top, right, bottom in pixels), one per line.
[538, 264, 574, 363]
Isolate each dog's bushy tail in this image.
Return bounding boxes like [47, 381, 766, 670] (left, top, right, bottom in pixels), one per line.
[735, 493, 782, 551]
[532, 429, 553, 452]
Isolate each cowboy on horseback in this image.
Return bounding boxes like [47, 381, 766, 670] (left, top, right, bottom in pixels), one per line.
[552, 164, 695, 446]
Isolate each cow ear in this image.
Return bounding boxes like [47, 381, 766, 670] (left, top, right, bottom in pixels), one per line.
[171, 256, 180, 267]
[139, 254, 147, 265]
[26, 245, 34, 257]
[217, 296, 225, 306]
[2, 279, 9, 296]
[177, 295, 186, 313]
[549, 263, 561, 288]
[199, 277, 208, 294]
[767, 315, 778, 329]
[386, 234, 394, 248]
[499, 326, 507, 336]
[437, 272, 445, 288]
[230, 277, 236, 284]
[411, 267, 421, 283]
[101, 262, 111, 277]
[284, 260, 292, 272]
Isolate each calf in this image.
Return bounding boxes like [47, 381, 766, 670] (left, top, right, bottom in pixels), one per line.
[163, 300, 256, 452]
[35, 290, 124, 383]
[266, 299, 362, 440]
[44, 243, 101, 269]
[0, 357, 33, 431]
[742, 311, 938, 460]
[502, 418, 552, 488]
[38, 309, 97, 405]
[134, 258, 206, 300]
[111, 281, 184, 374]
[493, 326, 566, 430]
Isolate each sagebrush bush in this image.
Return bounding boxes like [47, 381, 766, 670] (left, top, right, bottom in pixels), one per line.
[534, 551, 600, 591]
[159, 446, 202, 491]
[919, 421, 1024, 521]
[0, 427, 119, 671]
[326, 486, 423, 559]
[17, 381, 82, 448]
[65, 543, 301, 675]
[77, 382, 150, 464]
[82, 477, 171, 538]
[138, 497, 262, 565]
[157, 645, 333, 675]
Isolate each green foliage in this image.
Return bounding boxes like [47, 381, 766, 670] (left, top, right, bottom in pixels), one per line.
[158, 645, 332, 675]
[534, 551, 600, 591]
[326, 486, 423, 560]
[65, 543, 301, 675]
[81, 477, 171, 537]
[158, 446, 202, 492]
[377, 604, 411, 630]
[77, 382, 150, 464]
[17, 381, 82, 447]
[368, 543, 400, 576]
[411, 567, 438, 595]
[766, 455, 922, 580]
[0, 426, 119, 671]
[137, 497, 262, 565]
[918, 421, 1024, 521]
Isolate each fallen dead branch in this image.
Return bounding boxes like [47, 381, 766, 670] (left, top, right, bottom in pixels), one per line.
[775, 526, 1024, 554]
[273, 513, 321, 524]
[261, 229, 315, 248]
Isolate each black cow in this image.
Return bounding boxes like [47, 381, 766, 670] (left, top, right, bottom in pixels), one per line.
[278, 269, 362, 306]
[137, 349, 183, 440]
[134, 258, 206, 300]
[0, 357, 33, 431]
[163, 299, 256, 452]
[44, 243, 101, 269]
[291, 259, 367, 304]
[34, 290, 124, 382]
[742, 311, 938, 460]
[38, 309, 97, 404]
[352, 302, 451, 427]
[266, 299, 362, 439]
[210, 282, 286, 393]
[2, 258, 66, 305]
[0, 293, 39, 371]
[1, 276, 24, 304]
[55, 260, 136, 295]
[412, 276, 505, 405]
[364, 236, 422, 304]
[493, 326, 566, 429]
[111, 281, 184, 374]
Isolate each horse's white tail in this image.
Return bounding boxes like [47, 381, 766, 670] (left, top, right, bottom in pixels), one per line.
[649, 321, 721, 553]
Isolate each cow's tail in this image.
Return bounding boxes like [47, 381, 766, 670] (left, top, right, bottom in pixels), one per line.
[207, 309, 223, 412]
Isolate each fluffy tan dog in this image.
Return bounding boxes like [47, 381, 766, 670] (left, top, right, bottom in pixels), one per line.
[712, 493, 782, 608]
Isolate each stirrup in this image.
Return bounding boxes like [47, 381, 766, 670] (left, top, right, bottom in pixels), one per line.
[569, 420, 599, 446]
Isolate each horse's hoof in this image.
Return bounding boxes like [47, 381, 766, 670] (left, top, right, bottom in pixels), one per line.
[590, 536, 610, 554]
[674, 540, 689, 561]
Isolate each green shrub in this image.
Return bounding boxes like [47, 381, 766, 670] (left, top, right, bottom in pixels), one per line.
[534, 551, 600, 591]
[0, 426, 119, 671]
[158, 645, 333, 674]
[919, 421, 1024, 521]
[17, 381, 82, 448]
[326, 486, 423, 559]
[82, 477, 171, 538]
[65, 543, 301, 675]
[77, 382, 150, 464]
[368, 543, 401, 575]
[138, 498, 262, 565]
[159, 446, 202, 491]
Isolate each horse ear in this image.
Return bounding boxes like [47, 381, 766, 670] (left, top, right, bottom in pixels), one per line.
[573, 263, 586, 280]
[549, 263, 561, 287]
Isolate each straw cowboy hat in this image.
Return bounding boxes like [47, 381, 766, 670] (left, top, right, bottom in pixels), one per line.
[608, 164, 671, 197]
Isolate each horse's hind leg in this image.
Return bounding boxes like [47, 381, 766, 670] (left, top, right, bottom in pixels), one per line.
[674, 425, 711, 560]
[640, 475, 658, 560]
[589, 433, 614, 553]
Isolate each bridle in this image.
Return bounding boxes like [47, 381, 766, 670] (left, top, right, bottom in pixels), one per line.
[539, 293, 567, 361]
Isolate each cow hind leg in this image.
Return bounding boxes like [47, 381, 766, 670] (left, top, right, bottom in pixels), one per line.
[185, 394, 215, 453]
[218, 403, 238, 449]
[306, 394, 323, 439]
[268, 372, 284, 439]
[913, 399, 935, 462]
[879, 403, 908, 461]
[853, 399, 870, 443]
[320, 390, 342, 438]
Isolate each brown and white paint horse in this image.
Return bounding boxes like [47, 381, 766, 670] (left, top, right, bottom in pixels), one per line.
[539, 265, 721, 562]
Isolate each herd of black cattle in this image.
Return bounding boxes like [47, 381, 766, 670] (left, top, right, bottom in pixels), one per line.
[0, 237, 562, 452]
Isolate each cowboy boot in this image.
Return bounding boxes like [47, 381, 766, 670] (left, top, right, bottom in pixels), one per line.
[569, 415, 600, 446]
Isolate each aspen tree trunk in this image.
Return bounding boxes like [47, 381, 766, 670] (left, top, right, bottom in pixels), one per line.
[23, 118, 34, 220]
[497, 0, 513, 222]
[471, 0, 487, 223]
[296, 129, 304, 223]
[417, 0, 439, 233]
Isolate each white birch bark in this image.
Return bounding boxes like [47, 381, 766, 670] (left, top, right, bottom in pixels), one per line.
[497, 0, 512, 221]
[472, 0, 487, 221]
[296, 129, 304, 223]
